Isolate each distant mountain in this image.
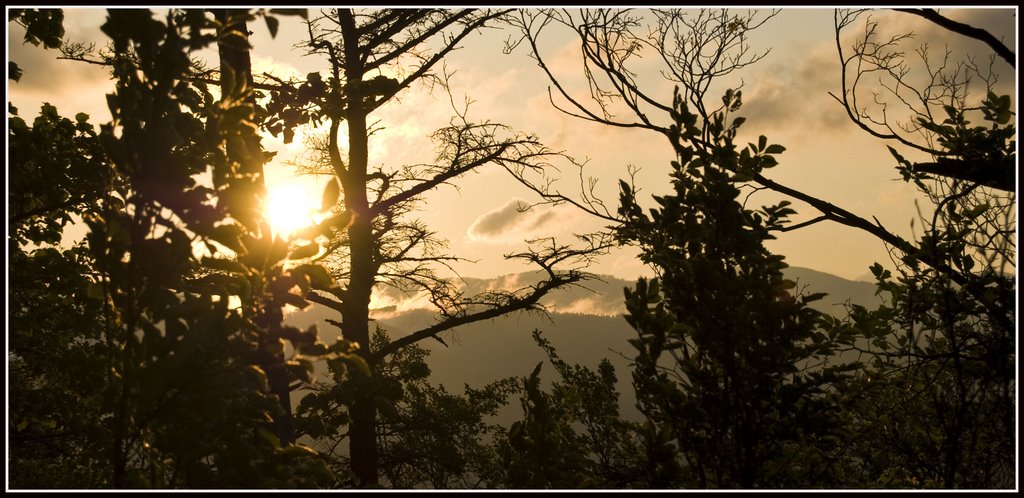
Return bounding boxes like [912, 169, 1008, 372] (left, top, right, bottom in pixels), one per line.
[284, 267, 882, 422]
[356, 266, 882, 319]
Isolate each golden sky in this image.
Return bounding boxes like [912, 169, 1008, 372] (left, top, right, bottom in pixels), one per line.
[7, 7, 1017, 282]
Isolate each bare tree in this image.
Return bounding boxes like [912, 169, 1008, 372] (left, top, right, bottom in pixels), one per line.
[833, 9, 1014, 191]
[832, 8, 1015, 272]
[507, 7, 1013, 333]
[255, 9, 608, 486]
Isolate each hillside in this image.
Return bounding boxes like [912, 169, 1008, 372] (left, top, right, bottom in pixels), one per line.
[285, 266, 882, 421]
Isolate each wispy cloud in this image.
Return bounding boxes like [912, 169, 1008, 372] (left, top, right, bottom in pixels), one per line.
[736, 8, 1015, 142]
[8, 22, 113, 121]
[467, 198, 561, 242]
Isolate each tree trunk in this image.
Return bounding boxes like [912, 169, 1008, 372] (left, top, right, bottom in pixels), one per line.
[212, 8, 294, 447]
[338, 8, 379, 487]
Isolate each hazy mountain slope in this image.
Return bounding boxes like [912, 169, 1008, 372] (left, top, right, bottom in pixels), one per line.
[362, 266, 882, 319]
[785, 266, 883, 313]
[285, 267, 882, 422]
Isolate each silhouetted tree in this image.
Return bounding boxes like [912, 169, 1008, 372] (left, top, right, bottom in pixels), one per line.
[497, 330, 647, 488]
[257, 9, 606, 486]
[834, 9, 1015, 192]
[510, 8, 1014, 489]
[508, 8, 1012, 336]
[616, 88, 861, 487]
[296, 328, 517, 488]
[831, 9, 1015, 488]
[9, 9, 348, 488]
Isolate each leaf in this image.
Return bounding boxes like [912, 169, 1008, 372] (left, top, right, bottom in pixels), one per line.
[257, 427, 281, 449]
[263, 15, 279, 38]
[341, 354, 371, 378]
[267, 234, 289, 265]
[245, 365, 270, 393]
[758, 135, 767, 152]
[965, 203, 989, 218]
[269, 8, 308, 19]
[321, 178, 340, 211]
[287, 360, 311, 383]
[647, 278, 661, 303]
[294, 263, 335, 289]
[282, 292, 310, 310]
[278, 444, 318, 458]
[209, 223, 244, 252]
[289, 241, 320, 260]
[9, 61, 23, 82]
[765, 144, 785, 155]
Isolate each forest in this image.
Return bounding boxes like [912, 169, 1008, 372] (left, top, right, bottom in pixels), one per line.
[6, 8, 1017, 489]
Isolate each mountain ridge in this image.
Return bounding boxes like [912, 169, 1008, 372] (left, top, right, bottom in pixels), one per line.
[285, 266, 882, 416]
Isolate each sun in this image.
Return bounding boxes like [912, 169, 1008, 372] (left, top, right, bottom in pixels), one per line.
[264, 180, 320, 238]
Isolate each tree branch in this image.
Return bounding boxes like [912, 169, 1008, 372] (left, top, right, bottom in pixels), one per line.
[372, 273, 581, 361]
[893, 8, 1015, 69]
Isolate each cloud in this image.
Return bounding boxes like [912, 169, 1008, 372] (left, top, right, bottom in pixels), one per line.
[551, 297, 624, 317]
[8, 20, 114, 121]
[467, 198, 542, 241]
[734, 7, 1016, 143]
[734, 36, 850, 138]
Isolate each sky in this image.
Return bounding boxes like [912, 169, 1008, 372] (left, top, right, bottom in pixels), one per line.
[6, 7, 1018, 283]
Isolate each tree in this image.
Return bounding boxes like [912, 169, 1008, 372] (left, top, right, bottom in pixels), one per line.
[8, 8, 348, 488]
[43, 7, 604, 487]
[831, 8, 1015, 278]
[252, 9, 605, 485]
[830, 9, 1015, 488]
[616, 88, 861, 488]
[509, 7, 1014, 488]
[8, 8, 65, 82]
[497, 330, 648, 489]
[296, 328, 517, 488]
[834, 9, 1014, 192]
[8, 103, 116, 488]
[508, 8, 1012, 336]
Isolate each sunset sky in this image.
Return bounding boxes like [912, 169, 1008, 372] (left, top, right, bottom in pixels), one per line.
[7, 7, 1017, 282]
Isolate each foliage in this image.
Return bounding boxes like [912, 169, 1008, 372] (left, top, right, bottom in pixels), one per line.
[842, 261, 1014, 488]
[374, 331, 517, 488]
[496, 330, 648, 489]
[835, 9, 1015, 192]
[511, 8, 1015, 489]
[830, 10, 1016, 489]
[500, 361, 592, 489]
[296, 328, 516, 488]
[8, 8, 65, 81]
[839, 83, 1015, 493]
[8, 243, 110, 488]
[616, 89, 862, 488]
[7, 8, 351, 488]
[9, 7, 1014, 490]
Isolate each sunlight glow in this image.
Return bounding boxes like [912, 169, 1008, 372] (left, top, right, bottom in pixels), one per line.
[265, 181, 320, 238]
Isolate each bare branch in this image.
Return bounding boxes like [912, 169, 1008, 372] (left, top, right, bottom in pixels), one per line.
[893, 8, 1014, 69]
